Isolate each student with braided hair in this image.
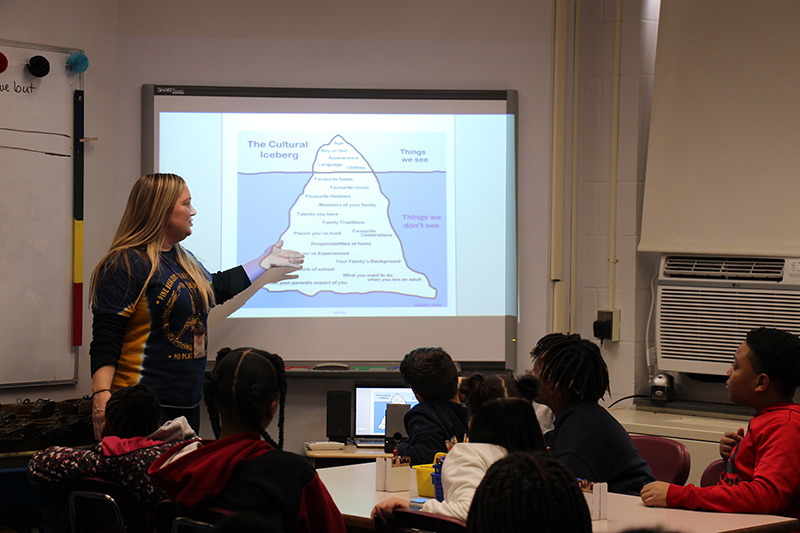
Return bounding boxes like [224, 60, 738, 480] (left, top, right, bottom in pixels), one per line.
[531, 334, 654, 495]
[28, 384, 196, 510]
[373, 373, 545, 523]
[529, 332, 580, 433]
[148, 347, 345, 532]
[466, 451, 592, 533]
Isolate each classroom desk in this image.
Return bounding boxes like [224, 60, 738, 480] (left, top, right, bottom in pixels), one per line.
[318, 462, 799, 533]
[305, 444, 391, 468]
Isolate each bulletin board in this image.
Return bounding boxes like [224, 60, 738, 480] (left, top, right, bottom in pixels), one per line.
[0, 40, 85, 387]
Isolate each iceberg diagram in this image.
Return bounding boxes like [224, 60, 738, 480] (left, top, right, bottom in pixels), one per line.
[267, 135, 437, 299]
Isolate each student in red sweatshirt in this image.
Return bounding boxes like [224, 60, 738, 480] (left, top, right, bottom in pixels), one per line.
[148, 347, 345, 533]
[641, 327, 800, 525]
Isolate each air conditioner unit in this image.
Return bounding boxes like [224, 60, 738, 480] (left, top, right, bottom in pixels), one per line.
[656, 255, 800, 375]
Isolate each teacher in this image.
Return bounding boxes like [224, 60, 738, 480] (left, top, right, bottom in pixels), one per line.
[88, 173, 303, 438]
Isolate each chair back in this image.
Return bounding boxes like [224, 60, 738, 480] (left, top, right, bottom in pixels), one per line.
[172, 517, 216, 533]
[631, 435, 691, 486]
[156, 499, 235, 533]
[700, 459, 727, 487]
[375, 508, 467, 533]
[68, 477, 149, 533]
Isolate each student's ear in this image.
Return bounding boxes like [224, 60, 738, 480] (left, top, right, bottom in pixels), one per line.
[755, 373, 770, 393]
[262, 399, 279, 427]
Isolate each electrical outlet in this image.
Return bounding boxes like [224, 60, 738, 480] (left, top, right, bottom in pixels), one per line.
[596, 308, 620, 342]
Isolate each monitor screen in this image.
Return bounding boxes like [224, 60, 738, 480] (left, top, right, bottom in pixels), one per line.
[354, 386, 419, 437]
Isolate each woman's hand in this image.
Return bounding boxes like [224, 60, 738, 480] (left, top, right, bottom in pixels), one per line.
[640, 481, 670, 507]
[260, 240, 304, 270]
[371, 497, 411, 524]
[92, 390, 111, 440]
[243, 240, 305, 283]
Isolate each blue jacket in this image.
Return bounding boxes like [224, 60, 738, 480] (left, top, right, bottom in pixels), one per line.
[396, 400, 469, 466]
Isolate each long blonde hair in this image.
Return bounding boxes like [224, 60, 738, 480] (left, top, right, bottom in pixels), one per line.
[89, 173, 215, 310]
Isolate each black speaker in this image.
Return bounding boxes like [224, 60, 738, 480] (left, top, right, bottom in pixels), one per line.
[326, 390, 352, 443]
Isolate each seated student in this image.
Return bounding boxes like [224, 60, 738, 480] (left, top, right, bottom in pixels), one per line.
[148, 347, 346, 533]
[641, 327, 800, 523]
[466, 451, 592, 533]
[396, 347, 470, 466]
[372, 373, 545, 522]
[531, 334, 654, 495]
[529, 332, 580, 433]
[28, 384, 195, 509]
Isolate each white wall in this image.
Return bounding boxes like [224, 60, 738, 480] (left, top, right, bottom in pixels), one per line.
[572, 0, 660, 405]
[1, 0, 561, 453]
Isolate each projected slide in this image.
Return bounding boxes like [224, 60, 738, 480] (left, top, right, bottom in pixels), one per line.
[158, 106, 514, 321]
[242, 134, 439, 300]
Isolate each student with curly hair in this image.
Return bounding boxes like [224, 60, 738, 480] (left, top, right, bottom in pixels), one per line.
[149, 347, 345, 532]
[373, 373, 545, 522]
[532, 334, 654, 495]
[467, 451, 592, 533]
[28, 384, 195, 510]
[641, 328, 800, 523]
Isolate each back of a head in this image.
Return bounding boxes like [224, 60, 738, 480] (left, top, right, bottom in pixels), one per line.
[399, 347, 458, 401]
[746, 327, 800, 398]
[104, 384, 162, 439]
[538, 336, 610, 403]
[468, 397, 545, 452]
[204, 347, 287, 448]
[467, 451, 592, 533]
[530, 332, 580, 361]
[459, 373, 540, 417]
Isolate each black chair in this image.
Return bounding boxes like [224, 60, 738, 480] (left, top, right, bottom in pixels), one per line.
[68, 477, 149, 533]
[171, 516, 216, 533]
[155, 500, 235, 533]
[374, 508, 467, 533]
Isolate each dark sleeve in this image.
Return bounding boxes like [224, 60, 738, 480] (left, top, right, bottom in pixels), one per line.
[211, 266, 251, 305]
[296, 473, 346, 533]
[396, 410, 447, 466]
[89, 312, 129, 375]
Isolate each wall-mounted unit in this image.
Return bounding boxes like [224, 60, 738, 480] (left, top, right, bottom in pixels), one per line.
[656, 255, 800, 375]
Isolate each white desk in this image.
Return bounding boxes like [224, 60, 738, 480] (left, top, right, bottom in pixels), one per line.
[318, 462, 799, 533]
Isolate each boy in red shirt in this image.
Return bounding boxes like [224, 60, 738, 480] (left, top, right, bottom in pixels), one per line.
[641, 327, 800, 525]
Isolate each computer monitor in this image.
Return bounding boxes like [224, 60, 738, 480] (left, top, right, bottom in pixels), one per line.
[354, 386, 419, 438]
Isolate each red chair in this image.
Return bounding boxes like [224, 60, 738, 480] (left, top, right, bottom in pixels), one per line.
[631, 435, 691, 486]
[700, 459, 727, 487]
[374, 508, 467, 533]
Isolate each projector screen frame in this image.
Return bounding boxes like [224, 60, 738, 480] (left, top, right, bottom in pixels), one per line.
[142, 84, 518, 370]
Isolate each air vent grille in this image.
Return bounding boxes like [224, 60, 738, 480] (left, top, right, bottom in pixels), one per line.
[657, 286, 800, 375]
[663, 256, 784, 281]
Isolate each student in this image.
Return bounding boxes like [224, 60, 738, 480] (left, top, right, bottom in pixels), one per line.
[532, 335, 654, 495]
[466, 451, 592, 533]
[529, 332, 580, 433]
[148, 347, 345, 533]
[28, 384, 195, 509]
[641, 327, 800, 523]
[372, 374, 545, 522]
[396, 347, 469, 466]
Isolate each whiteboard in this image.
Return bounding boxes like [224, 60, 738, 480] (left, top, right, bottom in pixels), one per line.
[0, 40, 83, 386]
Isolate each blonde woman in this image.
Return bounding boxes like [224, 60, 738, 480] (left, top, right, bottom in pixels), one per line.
[89, 174, 303, 438]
